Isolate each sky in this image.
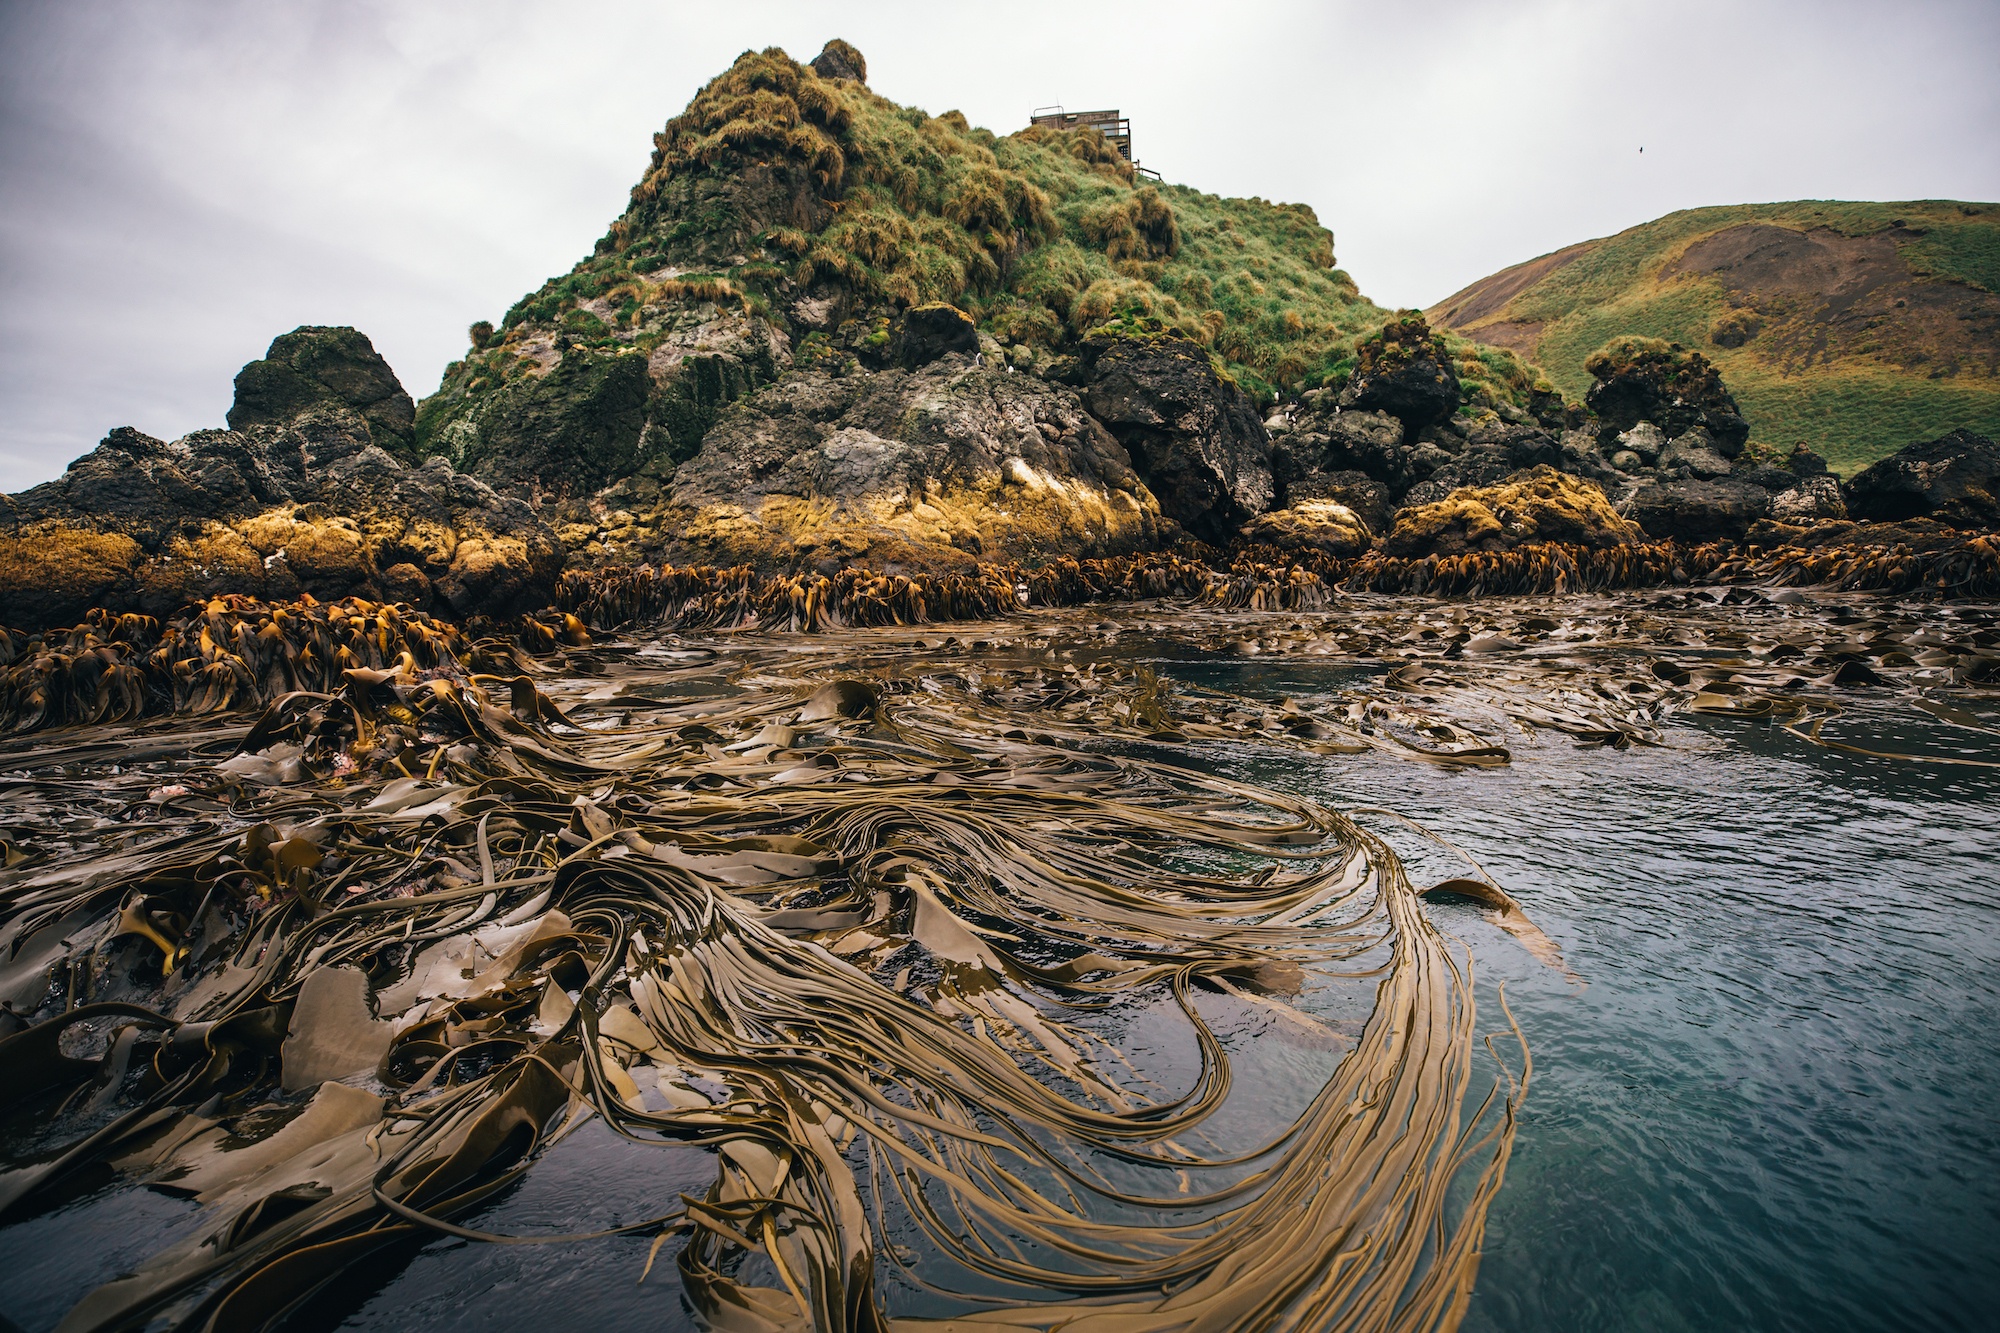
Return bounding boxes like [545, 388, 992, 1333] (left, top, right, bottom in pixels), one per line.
[2, 0, 1997, 491]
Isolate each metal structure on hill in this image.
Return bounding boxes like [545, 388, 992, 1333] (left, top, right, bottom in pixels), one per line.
[1030, 106, 1161, 179]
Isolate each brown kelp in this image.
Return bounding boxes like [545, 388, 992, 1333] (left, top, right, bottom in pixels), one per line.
[1, 630, 1537, 1333]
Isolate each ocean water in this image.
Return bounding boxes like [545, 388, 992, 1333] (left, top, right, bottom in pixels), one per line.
[1175, 660, 2000, 1333]
[3, 604, 1997, 1333]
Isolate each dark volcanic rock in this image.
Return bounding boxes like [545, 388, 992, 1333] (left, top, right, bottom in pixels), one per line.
[809, 38, 867, 83]
[1844, 428, 2000, 527]
[227, 326, 417, 459]
[1584, 337, 1750, 456]
[2, 407, 562, 627]
[1342, 313, 1460, 437]
[1057, 333, 1272, 543]
[638, 357, 1161, 570]
[1630, 477, 1772, 542]
[1281, 468, 1393, 536]
[891, 303, 980, 370]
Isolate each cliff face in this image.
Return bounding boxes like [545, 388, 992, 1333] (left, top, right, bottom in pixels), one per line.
[1428, 201, 2000, 473]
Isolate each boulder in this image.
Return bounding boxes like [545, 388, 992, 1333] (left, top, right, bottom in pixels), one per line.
[1384, 466, 1640, 558]
[1240, 500, 1372, 556]
[1, 407, 563, 627]
[1584, 337, 1750, 455]
[891, 303, 980, 370]
[1616, 421, 1667, 464]
[1056, 333, 1272, 544]
[1342, 313, 1461, 437]
[227, 326, 417, 460]
[1280, 468, 1392, 535]
[646, 357, 1162, 570]
[1843, 428, 2000, 527]
[1629, 477, 1772, 543]
[809, 38, 867, 83]
[1657, 428, 1734, 479]
[1770, 474, 1847, 522]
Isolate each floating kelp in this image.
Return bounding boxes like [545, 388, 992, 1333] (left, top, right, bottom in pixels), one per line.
[0, 634, 1536, 1333]
[6, 582, 2000, 1330]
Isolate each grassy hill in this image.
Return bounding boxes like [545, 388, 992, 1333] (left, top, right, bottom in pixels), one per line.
[416, 41, 1557, 482]
[1428, 200, 2000, 473]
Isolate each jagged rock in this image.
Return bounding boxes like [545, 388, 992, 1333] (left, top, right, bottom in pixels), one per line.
[1843, 428, 2000, 527]
[1657, 428, 1734, 479]
[1, 407, 562, 627]
[642, 358, 1161, 570]
[1384, 466, 1640, 558]
[1787, 443, 1831, 476]
[1055, 333, 1271, 544]
[1280, 468, 1392, 535]
[1585, 337, 1750, 455]
[1240, 500, 1372, 556]
[809, 38, 867, 83]
[1771, 474, 1847, 521]
[1617, 421, 1667, 464]
[891, 303, 980, 370]
[1630, 477, 1772, 542]
[227, 326, 417, 460]
[426, 305, 788, 502]
[1341, 313, 1460, 436]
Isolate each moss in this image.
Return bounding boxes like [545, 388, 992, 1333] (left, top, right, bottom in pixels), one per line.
[1386, 467, 1640, 558]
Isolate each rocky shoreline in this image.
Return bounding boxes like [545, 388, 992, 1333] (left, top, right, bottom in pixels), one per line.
[4, 318, 1997, 641]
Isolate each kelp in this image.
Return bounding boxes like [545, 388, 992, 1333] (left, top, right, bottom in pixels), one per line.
[5, 579, 1998, 1331]
[0, 630, 1536, 1333]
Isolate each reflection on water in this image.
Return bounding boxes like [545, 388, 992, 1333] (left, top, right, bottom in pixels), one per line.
[1182, 663, 2000, 1333]
[2, 590, 1997, 1333]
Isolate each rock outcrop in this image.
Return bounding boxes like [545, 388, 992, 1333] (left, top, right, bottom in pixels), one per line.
[1584, 337, 1750, 455]
[227, 326, 418, 460]
[1384, 467, 1639, 558]
[1629, 477, 1772, 543]
[1240, 500, 1372, 555]
[573, 354, 1162, 571]
[1843, 428, 2000, 527]
[1, 408, 562, 627]
[1341, 313, 1460, 437]
[1055, 333, 1272, 544]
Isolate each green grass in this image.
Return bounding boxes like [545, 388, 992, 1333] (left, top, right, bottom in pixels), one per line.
[429, 44, 1426, 418]
[1442, 199, 2000, 470]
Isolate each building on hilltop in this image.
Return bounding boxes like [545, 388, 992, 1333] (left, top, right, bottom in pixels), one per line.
[1029, 106, 1162, 178]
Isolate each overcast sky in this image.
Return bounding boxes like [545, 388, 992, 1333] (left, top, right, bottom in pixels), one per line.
[3, 0, 1996, 490]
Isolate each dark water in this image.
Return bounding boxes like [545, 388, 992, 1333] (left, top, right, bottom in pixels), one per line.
[4, 614, 1998, 1332]
[1176, 658, 2000, 1333]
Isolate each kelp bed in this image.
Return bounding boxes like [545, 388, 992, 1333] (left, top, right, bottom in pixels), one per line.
[4, 586, 1999, 1333]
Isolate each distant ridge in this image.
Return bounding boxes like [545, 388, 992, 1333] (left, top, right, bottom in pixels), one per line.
[1429, 201, 2000, 472]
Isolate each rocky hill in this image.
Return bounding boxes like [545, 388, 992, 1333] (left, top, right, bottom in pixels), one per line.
[8, 42, 2000, 629]
[1428, 200, 2000, 473]
[407, 40, 1562, 567]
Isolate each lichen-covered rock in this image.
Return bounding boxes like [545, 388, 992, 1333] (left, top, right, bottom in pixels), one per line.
[614, 358, 1162, 571]
[1770, 474, 1847, 521]
[1, 407, 562, 627]
[1341, 312, 1460, 436]
[1056, 332, 1272, 543]
[1241, 500, 1372, 555]
[1657, 428, 1734, 479]
[227, 326, 417, 460]
[1384, 466, 1640, 558]
[1629, 477, 1772, 543]
[1843, 428, 2000, 527]
[423, 302, 788, 503]
[1584, 337, 1750, 455]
